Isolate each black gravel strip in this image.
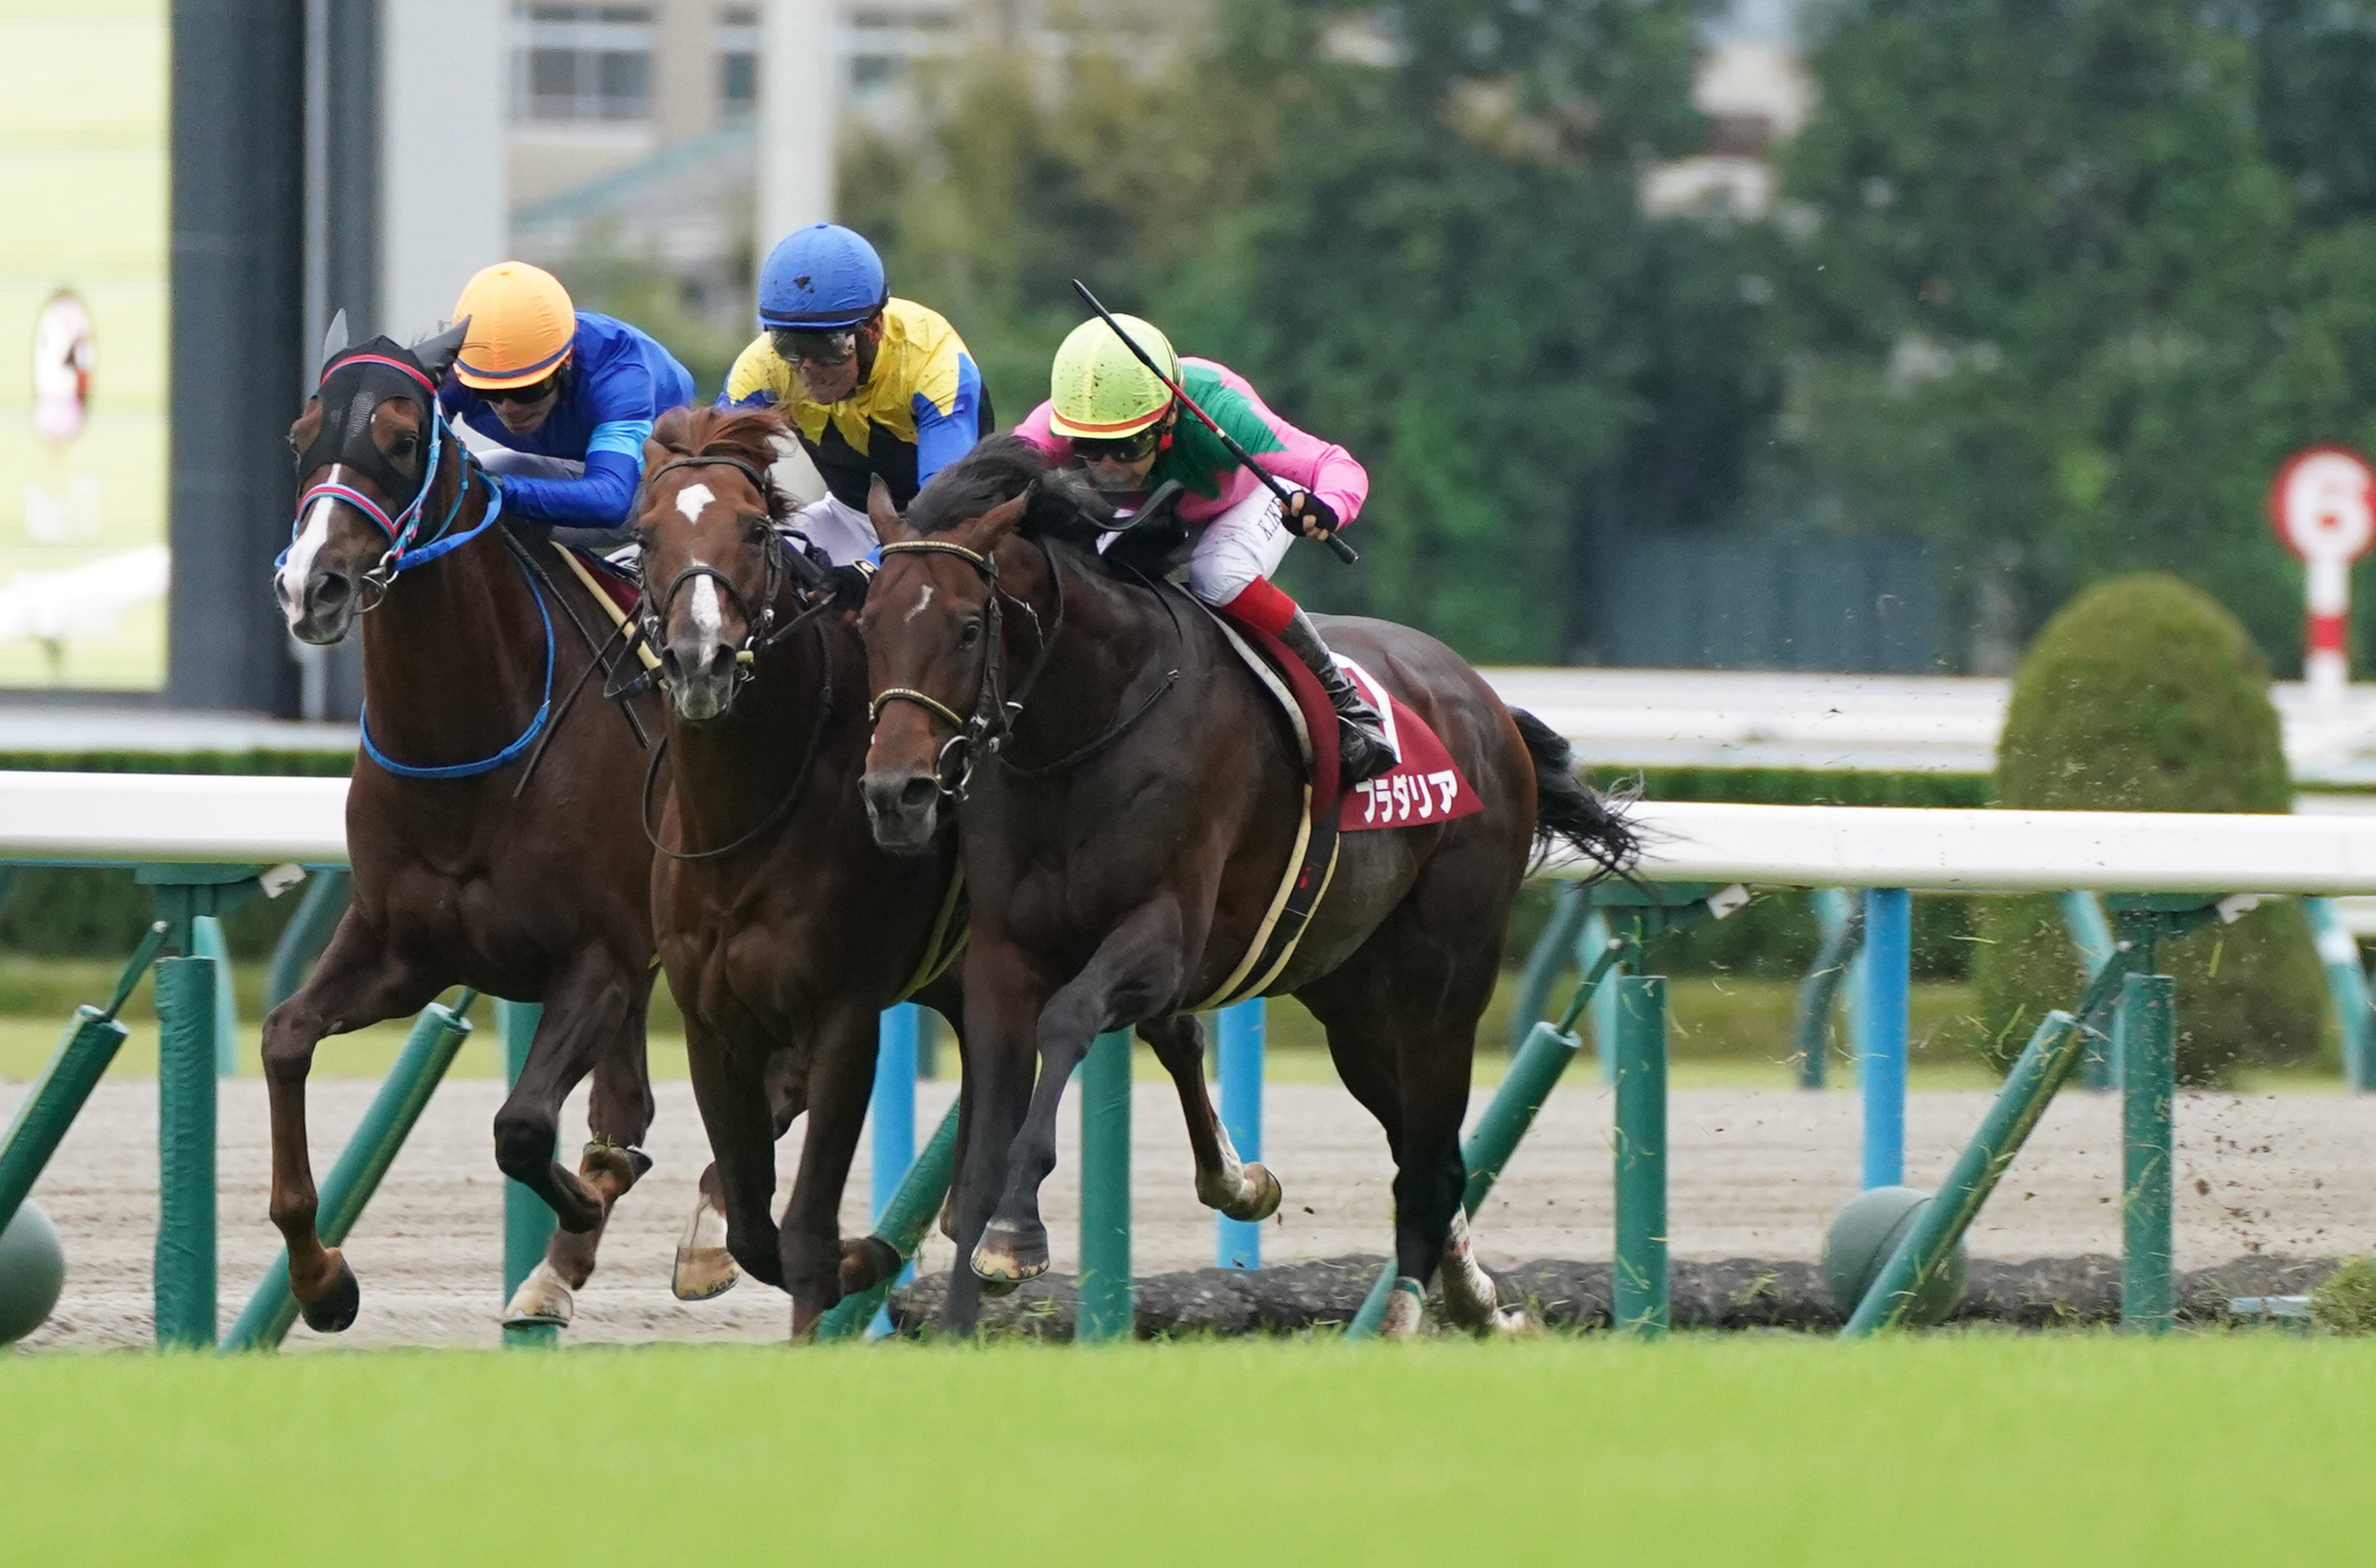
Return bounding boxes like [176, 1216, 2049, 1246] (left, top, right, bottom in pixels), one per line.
[886, 1253, 2344, 1339]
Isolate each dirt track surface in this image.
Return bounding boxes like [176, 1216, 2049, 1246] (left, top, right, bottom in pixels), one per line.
[6, 1077, 2370, 1349]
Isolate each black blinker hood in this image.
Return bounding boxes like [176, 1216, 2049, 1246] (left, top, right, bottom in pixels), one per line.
[297, 336, 441, 503]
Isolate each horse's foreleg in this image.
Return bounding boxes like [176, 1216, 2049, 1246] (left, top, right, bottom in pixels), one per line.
[778, 1006, 878, 1339]
[261, 919, 442, 1333]
[973, 904, 1186, 1290]
[676, 1050, 803, 1302]
[1137, 1013, 1281, 1222]
[491, 955, 639, 1236]
[506, 962, 658, 1327]
[681, 1017, 786, 1291]
[939, 944, 1043, 1335]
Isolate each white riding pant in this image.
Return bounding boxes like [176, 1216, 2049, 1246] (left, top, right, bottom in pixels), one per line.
[787, 495, 880, 568]
[1187, 485, 1298, 608]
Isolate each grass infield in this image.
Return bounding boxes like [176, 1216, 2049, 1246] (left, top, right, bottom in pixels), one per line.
[3, 1336, 2370, 1565]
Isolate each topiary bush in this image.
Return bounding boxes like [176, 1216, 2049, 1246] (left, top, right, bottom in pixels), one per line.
[1972, 574, 2328, 1084]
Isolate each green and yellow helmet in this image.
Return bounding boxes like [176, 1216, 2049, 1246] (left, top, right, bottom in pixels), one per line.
[1048, 314, 1178, 440]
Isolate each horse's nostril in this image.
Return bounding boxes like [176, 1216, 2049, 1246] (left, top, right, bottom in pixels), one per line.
[898, 776, 939, 814]
[313, 573, 350, 608]
[658, 646, 684, 683]
[707, 644, 736, 678]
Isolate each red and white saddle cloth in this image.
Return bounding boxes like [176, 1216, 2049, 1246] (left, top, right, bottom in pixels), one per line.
[1190, 610, 1482, 1010]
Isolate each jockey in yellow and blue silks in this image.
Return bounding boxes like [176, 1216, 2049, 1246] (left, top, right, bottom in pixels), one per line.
[437, 260, 695, 532]
[720, 223, 991, 564]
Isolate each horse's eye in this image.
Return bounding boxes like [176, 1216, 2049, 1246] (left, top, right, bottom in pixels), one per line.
[958, 618, 983, 646]
[390, 436, 418, 460]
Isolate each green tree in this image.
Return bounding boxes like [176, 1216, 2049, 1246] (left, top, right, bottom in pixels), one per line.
[844, 0, 1775, 664]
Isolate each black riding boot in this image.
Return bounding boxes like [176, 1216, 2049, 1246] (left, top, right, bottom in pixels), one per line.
[1277, 610, 1398, 787]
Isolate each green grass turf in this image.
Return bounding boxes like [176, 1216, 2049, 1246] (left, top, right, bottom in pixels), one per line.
[3, 1336, 2370, 1565]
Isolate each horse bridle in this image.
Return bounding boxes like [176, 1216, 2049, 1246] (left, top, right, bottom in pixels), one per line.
[635, 451, 845, 859]
[869, 535, 1068, 804]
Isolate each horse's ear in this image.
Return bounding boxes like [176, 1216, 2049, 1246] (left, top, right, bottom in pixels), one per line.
[969, 487, 1030, 549]
[317, 309, 349, 378]
[867, 473, 911, 543]
[411, 316, 470, 384]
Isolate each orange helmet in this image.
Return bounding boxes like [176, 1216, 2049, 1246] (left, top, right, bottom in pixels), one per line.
[451, 262, 577, 389]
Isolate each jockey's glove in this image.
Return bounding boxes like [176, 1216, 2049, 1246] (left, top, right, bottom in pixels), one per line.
[830, 561, 876, 609]
[1283, 490, 1338, 540]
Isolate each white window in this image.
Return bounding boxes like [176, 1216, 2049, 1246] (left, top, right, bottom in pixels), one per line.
[843, 7, 959, 100]
[513, 4, 656, 124]
[719, 6, 759, 119]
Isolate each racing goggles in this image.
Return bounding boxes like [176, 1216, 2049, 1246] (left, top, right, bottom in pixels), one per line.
[771, 327, 862, 367]
[482, 372, 561, 407]
[1072, 426, 1163, 463]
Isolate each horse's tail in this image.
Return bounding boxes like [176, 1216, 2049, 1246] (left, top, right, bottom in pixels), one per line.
[1512, 708, 1638, 876]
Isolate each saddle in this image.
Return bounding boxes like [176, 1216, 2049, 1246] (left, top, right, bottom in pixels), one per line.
[1186, 610, 1482, 1011]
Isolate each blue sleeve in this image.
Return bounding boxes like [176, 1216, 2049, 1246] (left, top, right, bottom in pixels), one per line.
[912, 352, 983, 489]
[718, 385, 778, 410]
[495, 448, 643, 529]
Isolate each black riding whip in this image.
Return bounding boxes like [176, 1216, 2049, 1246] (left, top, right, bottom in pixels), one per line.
[1069, 279, 1359, 565]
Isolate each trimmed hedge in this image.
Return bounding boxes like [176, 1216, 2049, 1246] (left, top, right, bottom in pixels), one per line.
[1971, 575, 2327, 1083]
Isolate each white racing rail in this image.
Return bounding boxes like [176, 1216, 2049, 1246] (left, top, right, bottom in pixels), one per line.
[8, 773, 2376, 897]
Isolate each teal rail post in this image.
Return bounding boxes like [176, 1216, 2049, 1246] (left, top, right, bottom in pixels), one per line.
[2120, 972, 2176, 1333]
[868, 1005, 919, 1337]
[1509, 884, 1590, 1054]
[2305, 898, 2375, 1093]
[1613, 974, 1669, 1336]
[1844, 897, 2216, 1337]
[187, 916, 240, 1078]
[0, 926, 165, 1239]
[154, 955, 220, 1348]
[221, 994, 479, 1351]
[1077, 1028, 1133, 1341]
[1583, 910, 1622, 1083]
[1861, 888, 1910, 1189]
[815, 1097, 962, 1340]
[265, 868, 350, 1012]
[499, 1000, 556, 1347]
[1796, 889, 1864, 1089]
[2060, 891, 2118, 1090]
[1217, 1000, 1264, 1268]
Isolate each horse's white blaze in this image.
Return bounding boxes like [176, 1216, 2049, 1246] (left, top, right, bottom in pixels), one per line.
[675, 482, 714, 524]
[690, 574, 723, 644]
[277, 464, 345, 613]
[904, 582, 934, 623]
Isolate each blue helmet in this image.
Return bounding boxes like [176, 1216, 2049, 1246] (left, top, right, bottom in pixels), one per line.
[757, 223, 888, 331]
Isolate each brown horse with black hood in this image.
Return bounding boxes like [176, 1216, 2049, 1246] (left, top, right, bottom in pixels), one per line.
[857, 435, 1634, 1336]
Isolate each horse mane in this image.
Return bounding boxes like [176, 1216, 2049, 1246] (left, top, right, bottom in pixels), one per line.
[648, 405, 794, 522]
[908, 434, 1174, 570]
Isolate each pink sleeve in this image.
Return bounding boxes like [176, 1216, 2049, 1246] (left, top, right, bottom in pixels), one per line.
[1205, 364, 1369, 527]
[1015, 400, 1070, 459]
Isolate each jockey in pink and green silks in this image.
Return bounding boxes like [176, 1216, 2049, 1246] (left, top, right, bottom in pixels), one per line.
[1014, 314, 1396, 786]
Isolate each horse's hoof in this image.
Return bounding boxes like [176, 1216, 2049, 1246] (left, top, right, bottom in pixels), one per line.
[970, 1220, 1049, 1287]
[672, 1194, 740, 1302]
[298, 1252, 361, 1334]
[502, 1261, 575, 1328]
[1221, 1162, 1283, 1224]
[1438, 1211, 1502, 1330]
[1376, 1276, 1427, 1339]
[1488, 1305, 1543, 1336]
[840, 1235, 902, 1295]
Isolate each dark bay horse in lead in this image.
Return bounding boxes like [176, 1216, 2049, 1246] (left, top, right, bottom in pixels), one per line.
[266, 324, 715, 1333]
[858, 438, 1634, 1336]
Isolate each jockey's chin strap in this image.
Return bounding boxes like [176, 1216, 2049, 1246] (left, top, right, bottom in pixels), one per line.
[870, 535, 1063, 804]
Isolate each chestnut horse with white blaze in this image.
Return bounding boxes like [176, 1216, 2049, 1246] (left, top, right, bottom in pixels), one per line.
[856, 437, 1634, 1336]
[635, 406, 967, 1336]
[266, 322, 739, 1334]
